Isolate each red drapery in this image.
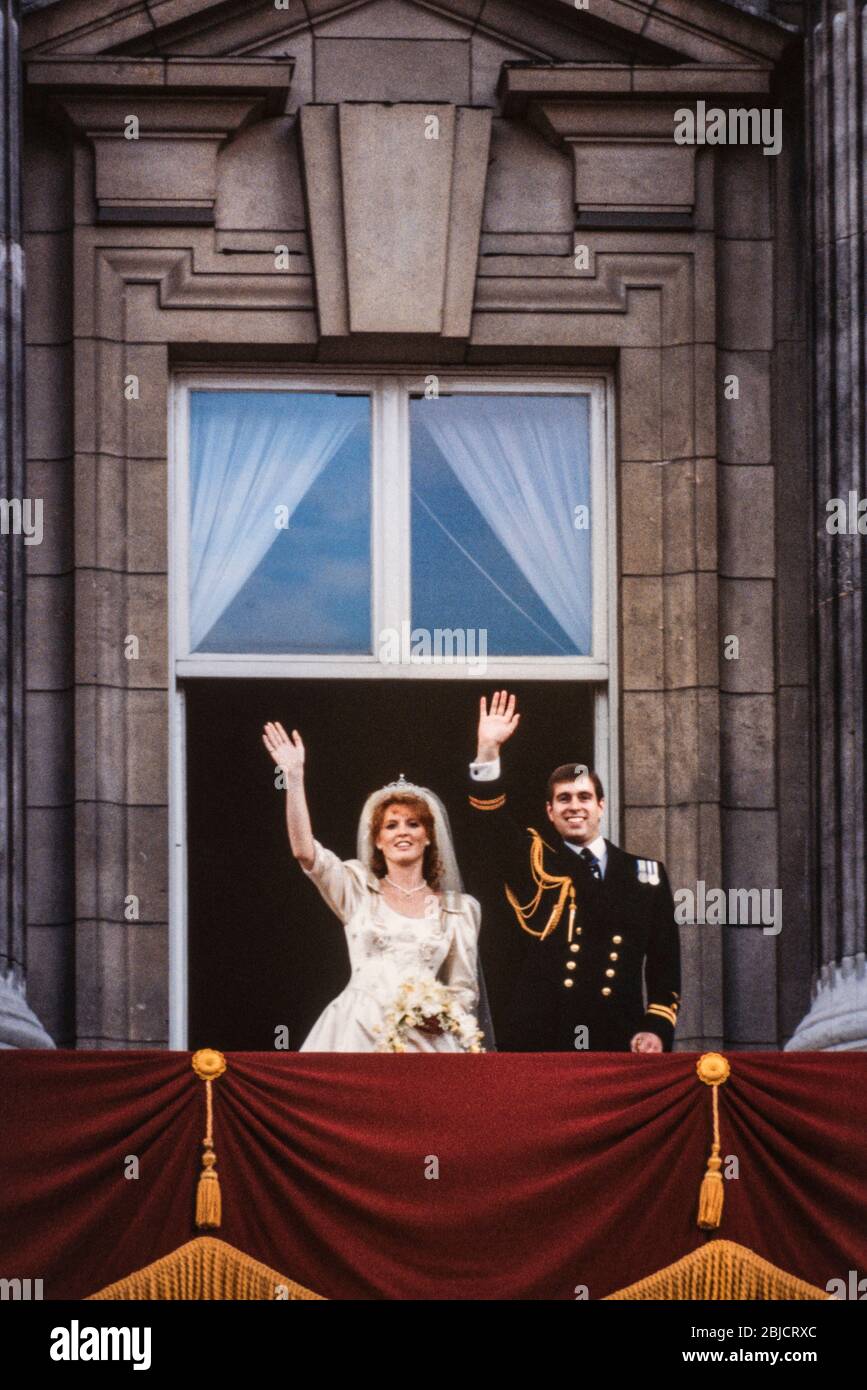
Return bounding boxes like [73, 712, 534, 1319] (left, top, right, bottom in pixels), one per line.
[1, 1052, 865, 1300]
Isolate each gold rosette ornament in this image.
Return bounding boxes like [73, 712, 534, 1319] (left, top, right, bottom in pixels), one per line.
[192, 1049, 227, 1229]
[696, 1052, 731, 1231]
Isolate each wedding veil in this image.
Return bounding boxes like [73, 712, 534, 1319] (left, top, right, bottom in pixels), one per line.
[357, 777, 497, 1050]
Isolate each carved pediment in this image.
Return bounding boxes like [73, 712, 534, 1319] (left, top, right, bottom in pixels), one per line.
[23, 0, 796, 337]
[23, 0, 794, 76]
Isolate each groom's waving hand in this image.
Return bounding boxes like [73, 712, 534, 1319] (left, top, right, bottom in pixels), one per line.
[476, 691, 521, 763]
[468, 691, 681, 1054]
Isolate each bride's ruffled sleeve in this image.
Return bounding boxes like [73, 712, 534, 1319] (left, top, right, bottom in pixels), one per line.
[442, 896, 481, 1013]
[301, 840, 368, 924]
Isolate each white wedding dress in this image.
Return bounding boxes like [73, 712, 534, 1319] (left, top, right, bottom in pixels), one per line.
[299, 839, 482, 1052]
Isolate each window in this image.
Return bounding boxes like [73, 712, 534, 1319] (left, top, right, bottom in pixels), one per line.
[410, 393, 592, 656]
[173, 373, 612, 679]
[186, 389, 371, 654]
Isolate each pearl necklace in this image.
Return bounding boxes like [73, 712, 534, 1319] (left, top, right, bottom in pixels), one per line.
[384, 876, 428, 897]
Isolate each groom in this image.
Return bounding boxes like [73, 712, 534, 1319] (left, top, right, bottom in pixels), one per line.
[468, 692, 681, 1053]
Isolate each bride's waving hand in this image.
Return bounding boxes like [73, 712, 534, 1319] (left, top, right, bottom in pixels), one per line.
[262, 721, 314, 870]
[262, 720, 304, 775]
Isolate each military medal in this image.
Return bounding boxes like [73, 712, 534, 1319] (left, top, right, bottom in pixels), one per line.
[637, 858, 660, 885]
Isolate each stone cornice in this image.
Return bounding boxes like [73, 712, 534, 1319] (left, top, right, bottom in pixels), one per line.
[25, 55, 293, 104]
[77, 242, 315, 342]
[500, 63, 775, 117]
[26, 56, 293, 225]
[501, 63, 777, 228]
[471, 249, 700, 350]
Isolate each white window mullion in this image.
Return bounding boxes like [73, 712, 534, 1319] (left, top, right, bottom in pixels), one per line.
[374, 376, 410, 661]
[594, 684, 619, 846]
[174, 383, 192, 658]
[589, 383, 609, 666]
[168, 380, 189, 1049]
[168, 684, 188, 1049]
[396, 380, 411, 627]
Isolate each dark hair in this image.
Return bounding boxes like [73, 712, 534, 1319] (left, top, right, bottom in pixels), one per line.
[369, 794, 444, 890]
[546, 764, 605, 804]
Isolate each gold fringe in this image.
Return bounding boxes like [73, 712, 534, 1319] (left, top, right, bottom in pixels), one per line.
[85, 1236, 827, 1303]
[192, 1049, 226, 1230]
[605, 1240, 830, 1301]
[86, 1236, 324, 1301]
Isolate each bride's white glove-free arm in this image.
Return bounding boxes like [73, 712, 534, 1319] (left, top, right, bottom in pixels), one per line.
[261, 722, 316, 870]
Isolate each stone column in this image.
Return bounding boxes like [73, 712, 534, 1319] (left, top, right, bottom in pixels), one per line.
[787, 0, 867, 1049]
[0, 0, 53, 1047]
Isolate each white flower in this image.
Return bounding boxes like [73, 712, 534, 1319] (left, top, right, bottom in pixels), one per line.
[374, 976, 484, 1053]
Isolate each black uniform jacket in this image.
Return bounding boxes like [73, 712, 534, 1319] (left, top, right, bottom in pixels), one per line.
[468, 774, 681, 1052]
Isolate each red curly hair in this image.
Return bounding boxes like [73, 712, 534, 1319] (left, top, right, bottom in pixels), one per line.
[369, 794, 444, 891]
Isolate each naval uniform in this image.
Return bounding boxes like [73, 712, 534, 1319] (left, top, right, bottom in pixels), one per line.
[468, 765, 681, 1052]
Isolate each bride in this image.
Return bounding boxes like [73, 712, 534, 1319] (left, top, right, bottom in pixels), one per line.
[262, 721, 486, 1053]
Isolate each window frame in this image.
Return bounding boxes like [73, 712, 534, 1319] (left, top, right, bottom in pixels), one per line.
[170, 369, 613, 680]
[167, 366, 619, 1048]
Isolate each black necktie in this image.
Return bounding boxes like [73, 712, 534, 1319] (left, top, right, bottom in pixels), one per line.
[579, 847, 601, 880]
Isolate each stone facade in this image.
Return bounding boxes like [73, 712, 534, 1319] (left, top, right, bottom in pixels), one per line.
[786, 0, 867, 1050]
[1, 0, 53, 1046]
[4, 0, 858, 1053]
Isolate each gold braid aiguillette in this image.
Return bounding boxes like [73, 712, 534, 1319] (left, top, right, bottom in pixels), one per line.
[504, 829, 576, 941]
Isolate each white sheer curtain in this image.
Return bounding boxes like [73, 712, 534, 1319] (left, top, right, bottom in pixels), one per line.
[415, 395, 592, 653]
[188, 391, 357, 650]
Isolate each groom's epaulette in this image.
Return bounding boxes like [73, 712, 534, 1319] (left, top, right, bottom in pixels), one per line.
[468, 792, 506, 811]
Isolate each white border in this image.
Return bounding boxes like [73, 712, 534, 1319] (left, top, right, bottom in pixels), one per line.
[167, 382, 187, 1048]
[168, 366, 618, 1047]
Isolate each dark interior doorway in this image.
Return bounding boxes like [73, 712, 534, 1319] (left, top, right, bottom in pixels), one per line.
[185, 678, 596, 1050]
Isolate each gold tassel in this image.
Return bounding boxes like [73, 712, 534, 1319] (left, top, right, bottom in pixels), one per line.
[698, 1088, 724, 1230]
[696, 1052, 731, 1231]
[192, 1049, 227, 1230]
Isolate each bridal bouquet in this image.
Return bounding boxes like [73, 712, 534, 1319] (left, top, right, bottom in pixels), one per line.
[376, 977, 485, 1053]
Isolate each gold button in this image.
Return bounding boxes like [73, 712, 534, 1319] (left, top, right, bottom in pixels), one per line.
[601, 987, 612, 997]
[566, 961, 576, 971]
[605, 968, 616, 978]
[570, 943, 580, 953]
[563, 978, 574, 989]
[576, 927, 582, 935]
[609, 951, 619, 961]
[612, 935, 622, 945]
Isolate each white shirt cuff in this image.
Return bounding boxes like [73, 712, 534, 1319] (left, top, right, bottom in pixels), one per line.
[469, 757, 501, 782]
